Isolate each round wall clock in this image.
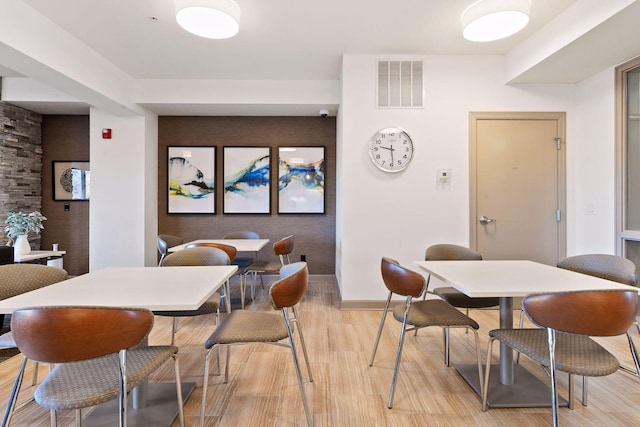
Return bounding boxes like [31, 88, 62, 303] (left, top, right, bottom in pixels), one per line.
[368, 127, 414, 172]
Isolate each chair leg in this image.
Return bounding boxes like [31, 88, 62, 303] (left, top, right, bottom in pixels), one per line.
[369, 293, 392, 366]
[118, 350, 127, 427]
[620, 330, 640, 376]
[75, 409, 81, 427]
[471, 328, 484, 401]
[482, 338, 495, 411]
[1, 356, 27, 427]
[443, 327, 451, 366]
[546, 328, 560, 427]
[292, 305, 313, 382]
[201, 346, 216, 427]
[284, 309, 313, 427]
[172, 355, 185, 427]
[388, 297, 411, 409]
[171, 317, 180, 346]
[581, 376, 588, 407]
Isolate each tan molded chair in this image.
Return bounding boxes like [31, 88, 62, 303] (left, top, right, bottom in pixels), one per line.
[223, 230, 260, 270]
[422, 244, 497, 365]
[200, 262, 313, 427]
[243, 235, 294, 301]
[184, 242, 251, 309]
[6, 306, 184, 427]
[156, 247, 230, 346]
[483, 290, 637, 427]
[369, 257, 483, 409]
[555, 254, 639, 404]
[0, 264, 68, 426]
[157, 234, 184, 266]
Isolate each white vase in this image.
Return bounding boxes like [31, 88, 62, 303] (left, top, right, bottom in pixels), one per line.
[14, 234, 31, 255]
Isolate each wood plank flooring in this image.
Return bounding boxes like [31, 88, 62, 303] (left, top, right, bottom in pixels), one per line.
[1, 276, 640, 426]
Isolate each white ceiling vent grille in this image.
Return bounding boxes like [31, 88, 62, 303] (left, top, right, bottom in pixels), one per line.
[377, 60, 423, 108]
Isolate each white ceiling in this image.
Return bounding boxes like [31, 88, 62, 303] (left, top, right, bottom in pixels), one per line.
[3, 0, 640, 115]
[15, 0, 578, 81]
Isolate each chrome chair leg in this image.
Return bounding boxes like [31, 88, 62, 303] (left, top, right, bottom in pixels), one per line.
[2, 357, 27, 427]
[284, 309, 313, 427]
[546, 328, 559, 427]
[292, 305, 313, 382]
[369, 293, 392, 366]
[388, 298, 411, 409]
[482, 338, 494, 411]
[581, 376, 587, 407]
[173, 355, 185, 427]
[444, 328, 451, 366]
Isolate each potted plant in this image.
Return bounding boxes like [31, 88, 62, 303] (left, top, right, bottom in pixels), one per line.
[4, 211, 47, 255]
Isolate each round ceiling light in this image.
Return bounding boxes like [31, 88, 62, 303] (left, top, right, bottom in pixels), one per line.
[462, 0, 530, 42]
[175, 0, 241, 39]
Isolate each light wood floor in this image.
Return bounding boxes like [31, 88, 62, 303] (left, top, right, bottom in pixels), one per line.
[2, 277, 640, 426]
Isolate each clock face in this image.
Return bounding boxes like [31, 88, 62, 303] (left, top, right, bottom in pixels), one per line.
[368, 127, 414, 172]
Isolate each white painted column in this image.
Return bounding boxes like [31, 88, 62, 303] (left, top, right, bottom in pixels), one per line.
[89, 108, 158, 271]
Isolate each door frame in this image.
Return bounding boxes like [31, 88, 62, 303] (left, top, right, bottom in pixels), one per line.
[469, 111, 567, 261]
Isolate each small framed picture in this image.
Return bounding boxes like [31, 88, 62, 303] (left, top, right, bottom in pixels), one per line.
[223, 146, 271, 214]
[168, 146, 216, 214]
[278, 146, 325, 214]
[52, 161, 90, 201]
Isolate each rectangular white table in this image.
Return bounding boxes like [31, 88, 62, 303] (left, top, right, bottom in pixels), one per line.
[0, 265, 237, 426]
[13, 250, 66, 268]
[168, 239, 270, 254]
[414, 260, 639, 407]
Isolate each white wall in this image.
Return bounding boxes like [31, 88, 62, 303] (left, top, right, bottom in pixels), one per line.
[572, 68, 617, 254]
[338, 54, 587, 302]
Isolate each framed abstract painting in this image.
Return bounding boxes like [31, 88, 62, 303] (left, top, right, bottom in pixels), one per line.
[167, 146, 216, 214]
[223, 146, 271, 214]
[278, 146, 325, 214]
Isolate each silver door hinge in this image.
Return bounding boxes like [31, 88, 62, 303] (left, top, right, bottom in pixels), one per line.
[556, 209, 561, 222]
[555, 137, 561, 150]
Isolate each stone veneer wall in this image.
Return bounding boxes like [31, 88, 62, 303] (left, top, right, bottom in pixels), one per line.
[0, 102, 43, 248]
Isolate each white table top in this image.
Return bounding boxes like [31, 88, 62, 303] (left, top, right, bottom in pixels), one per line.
[14, 250, 66, 262]
[414, 260, 639, 298]
[0, 265, 237, 314]
[168, 239, 270, 253]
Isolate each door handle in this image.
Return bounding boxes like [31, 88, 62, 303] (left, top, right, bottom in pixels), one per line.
[479, 215, 496, 224]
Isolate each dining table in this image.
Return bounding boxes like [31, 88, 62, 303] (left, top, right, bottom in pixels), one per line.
[0, 265, 237, 426]
[168, 238, 270, 254]
[414, 259, 639, 408]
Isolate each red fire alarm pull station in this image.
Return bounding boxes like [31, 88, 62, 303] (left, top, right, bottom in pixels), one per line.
[102, 128, 112, 139]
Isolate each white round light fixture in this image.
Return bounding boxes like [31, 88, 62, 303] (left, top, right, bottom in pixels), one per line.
[175, 0, 241, 39]
[462, 0, 530, 42]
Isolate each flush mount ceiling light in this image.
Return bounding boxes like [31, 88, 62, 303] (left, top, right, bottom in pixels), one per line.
[175, 0, 241, 39]
[462, 0, 530, 42]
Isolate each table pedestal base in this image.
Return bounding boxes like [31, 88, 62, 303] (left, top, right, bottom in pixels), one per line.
[84, 382, 194, 426]
[456, 364, 569, 408]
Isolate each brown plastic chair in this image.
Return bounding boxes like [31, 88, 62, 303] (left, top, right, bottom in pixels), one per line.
[554, 254, 639, 405]
[483, 290, 638, 427]
[422, 244, 497, 364]
[0, 264, 68, 426]
[223, 230, 260, 270]
[6, 306, 184, 427]
[243, 235, 294, 301]
[156, 246, 230, 347]
[369, 257, 484, 409]
[184, 242, 251, 309]
[157, 234, 184, 266]
[200, 262, 313, 427]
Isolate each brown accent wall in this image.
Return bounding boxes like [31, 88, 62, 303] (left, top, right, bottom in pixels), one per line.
[158, 116, 336, 274]
[41, 115, 90, 276]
